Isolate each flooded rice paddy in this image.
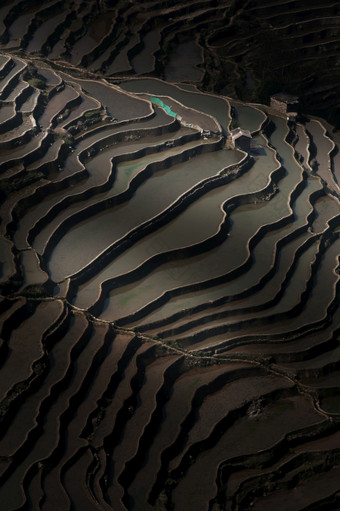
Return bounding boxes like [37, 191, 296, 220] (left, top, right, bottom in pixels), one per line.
[0, 48, 339, 511]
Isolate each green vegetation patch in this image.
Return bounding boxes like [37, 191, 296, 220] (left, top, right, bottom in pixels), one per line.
[0, 171, 43, 194]
[63, 135, 74, 146]
[85, 109, 101, 121]
[27, 77, 46, 89]
[20, 284, 48, 298]
[26, 70, 47, 90]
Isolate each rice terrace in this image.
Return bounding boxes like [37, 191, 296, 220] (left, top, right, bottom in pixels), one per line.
[0, 0, 340, 509]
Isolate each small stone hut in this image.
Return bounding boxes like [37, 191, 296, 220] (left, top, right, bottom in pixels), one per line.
[230, 127, 252, 150]
[270, 93, 299, 120]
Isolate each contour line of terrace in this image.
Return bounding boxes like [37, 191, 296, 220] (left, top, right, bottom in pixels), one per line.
[70, 150, 251, 310]
[2, 57, 338, 328]
[86, 148, 281, 323]
[43, 133, 226, 284]
[41, 85, 290, 296]
[99, 116, 332, 329]
[13, 106, 182, 253]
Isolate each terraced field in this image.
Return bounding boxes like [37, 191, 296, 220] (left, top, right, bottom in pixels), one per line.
[0, 1, 340, 510]
[1, 0, 339, 121]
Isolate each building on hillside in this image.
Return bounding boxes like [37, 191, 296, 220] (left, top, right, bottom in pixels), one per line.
[200, 129, 211, 138]
[270, 93, 299, 121]
[230, 127, 252, 150]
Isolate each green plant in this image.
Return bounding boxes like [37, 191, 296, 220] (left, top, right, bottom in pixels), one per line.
[63, 135, 74, 146]
[21, 285, 48, 298]
[27, 76, 46, 90]
[85, 109, 101, 120]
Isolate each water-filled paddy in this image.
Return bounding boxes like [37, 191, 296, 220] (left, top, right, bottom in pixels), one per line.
[60, 74, 151, 121]
[73, 117, 327, 323]
[38, 85, 79, 129]
[120, 78, 231, 132]
[4, 13, 32, 48]
[263, 237, 340, 334]
[73, 148, 243, 308]
[164, 41, 203, 83]
[166, 240, 319, 343]
[26, 11, 67, 54]
[1, 32, 340, 511]
[47, 141, 235, 280]
[0, 103, 15, 124]
[131, 27, 163, 75]
[30, 128, 203, 254]
[0, 60, 25, 93]
[0, 114, 34, 142]
[231, 101, 265, 133]
[14, 109, 177, 250]
[306, 119, 339, 195]
[18, 88, 39, 113]
[4, 80, 28, 102]
[135, 175, 322, 330]
[0, 130, 45, 163]
[105, 34, 140, 75]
